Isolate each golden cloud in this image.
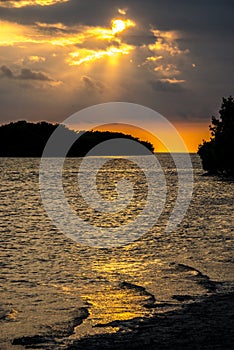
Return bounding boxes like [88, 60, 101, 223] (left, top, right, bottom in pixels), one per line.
[28, 55, 46, 62]
[0, 15, 190, 89]
[143, 27, 189, 80]
[149, 29, 185, 56]
[154, 64, 181, 77]
[159, 78, 186, 84]
[146, 56, 163, 62]
[0, 21, 33, 46]
[0, 0, 69, 8]
[0, 18, 136, 67]
[118, 8, 128, 15]
[67, 44, 134, 66]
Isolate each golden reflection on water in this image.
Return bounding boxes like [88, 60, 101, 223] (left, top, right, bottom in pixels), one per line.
[73, 285, 151, 339]
[1, 156, 233, 346]
[82, 286, 150, 324]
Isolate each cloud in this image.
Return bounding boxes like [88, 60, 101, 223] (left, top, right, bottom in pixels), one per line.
[150, 78, 186, 92]
[35, 21, 69, 33]
[67, 45, 133, 66]
[0, 19, 136, 66]
[81, 75, 105, 93]
[0, 11, 191, 120]
[118, 8, 128, 15]
[0, 16, 188, 76]
[145, 28, 189, 70]
[0, 65, 13, 78]
[18, 68, 53, 80]
[0, 0, 69, 8]
[1, 65, 53, 81]
[26, 55, 46, 63]
[153, 64, 181, 77]
[149, 29, 187, 56]
[0, 0, 233, 37]
[0, 0, 233, 124]
[161, 78, 186, 84]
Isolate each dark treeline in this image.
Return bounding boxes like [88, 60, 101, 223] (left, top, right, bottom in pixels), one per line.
[0, 120, 154, 157]
[198, 96, 234, 176]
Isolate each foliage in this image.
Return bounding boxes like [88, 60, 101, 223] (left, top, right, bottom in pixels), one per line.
[198, 96, 234, 176]
[0, 120, 154, 157]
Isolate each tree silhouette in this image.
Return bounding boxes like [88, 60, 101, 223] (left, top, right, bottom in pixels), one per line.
[0, 121, 154, 157]
[198, 96, 234, 176]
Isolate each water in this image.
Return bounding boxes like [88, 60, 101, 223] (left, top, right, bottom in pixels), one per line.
[0, 155, 233, 349]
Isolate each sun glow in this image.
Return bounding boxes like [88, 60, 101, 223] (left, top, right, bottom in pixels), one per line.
[92, 122, 211, 153]
[66, 18, 135, 66]
[111, 19, 135, 34]
[112, 19, 126, 34]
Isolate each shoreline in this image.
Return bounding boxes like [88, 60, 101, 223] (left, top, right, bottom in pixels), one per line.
[12, 291, 234, 349]
[68, 291, 234, 350]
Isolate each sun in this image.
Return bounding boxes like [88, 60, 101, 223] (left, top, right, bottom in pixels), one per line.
[112, 19, 126, 34]
[111, 18, 136, 35]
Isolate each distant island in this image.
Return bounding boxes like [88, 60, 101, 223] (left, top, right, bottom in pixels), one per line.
[0, 120, 154, 157]
[198, 96, 234, 177]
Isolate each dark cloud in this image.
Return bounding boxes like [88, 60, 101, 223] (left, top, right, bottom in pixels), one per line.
[0, 0, 114, 26]
[17, 68, 53, 81]
[0, 65, 13, 78]
[150, 79, 186, 92]
[0, 65, 53, 81]
[126, 0, 234, 36]
[0, 0, 233, 34]
[81, 76, 105, 94]
[34, 21, 75, 34]
[120, 34, 155, 47]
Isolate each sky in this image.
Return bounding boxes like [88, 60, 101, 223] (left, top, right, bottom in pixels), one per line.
[0, 0, 233, 151]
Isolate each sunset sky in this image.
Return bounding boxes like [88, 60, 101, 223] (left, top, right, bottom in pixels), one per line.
[0, 0, 233, 151]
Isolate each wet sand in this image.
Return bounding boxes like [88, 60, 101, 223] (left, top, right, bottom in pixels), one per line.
[12, 291, 234, 349]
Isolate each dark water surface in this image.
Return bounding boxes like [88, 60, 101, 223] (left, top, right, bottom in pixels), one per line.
[0, 154, 233, 349]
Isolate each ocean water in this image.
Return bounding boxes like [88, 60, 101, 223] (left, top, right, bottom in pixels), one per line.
[0, 154, 233, 349]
